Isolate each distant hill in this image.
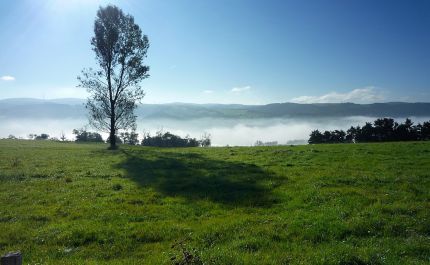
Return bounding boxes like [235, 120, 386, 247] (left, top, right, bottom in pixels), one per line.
[1, 98, 430, 119]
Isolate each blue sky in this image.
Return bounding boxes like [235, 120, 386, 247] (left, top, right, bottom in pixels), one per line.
[0, 0, 429, 104]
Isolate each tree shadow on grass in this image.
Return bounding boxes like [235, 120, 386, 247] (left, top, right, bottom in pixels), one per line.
[113, 149, 282, 207]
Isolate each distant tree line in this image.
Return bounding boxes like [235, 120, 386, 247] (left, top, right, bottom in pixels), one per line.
[254, 140, 278, 146]
[4, 129, 212, 148]
[142, 131, 211, 147]
[104, 131, 140, 145]
[309, 118, 430, 144]
[73, 129, 104, 142]
[5, 133, 65, 141]
[28, 133, 50, 140]
[73, 128, 211, 147]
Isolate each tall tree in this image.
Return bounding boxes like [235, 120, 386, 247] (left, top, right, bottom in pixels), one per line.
[308, 130, 323, 144]
[78, 5, 149, 149]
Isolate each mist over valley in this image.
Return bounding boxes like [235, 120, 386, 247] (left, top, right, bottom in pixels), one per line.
[1, 98, 429, 145]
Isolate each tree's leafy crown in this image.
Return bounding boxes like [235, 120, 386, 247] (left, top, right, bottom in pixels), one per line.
[78, 5, 149, 135]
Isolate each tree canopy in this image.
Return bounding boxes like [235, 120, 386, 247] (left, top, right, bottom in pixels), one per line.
[78, 5, 149, 149]
[309, 118, 430, 144]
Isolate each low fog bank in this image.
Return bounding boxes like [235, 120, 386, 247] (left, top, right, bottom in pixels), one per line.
[1, 116, 430, 146]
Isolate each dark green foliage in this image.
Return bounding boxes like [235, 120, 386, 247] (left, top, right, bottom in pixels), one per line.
[308, 130, 323, 144]
[417, 121, 430, 140]
[309, 129, 347, 144]
[37, 134, 49, 140]
[141, 131, 207, 147]
[119, 130, 139, 145]
[72, 129, 104, 142]
[309, 117, 430, 144]
[28, 133, 50, 140]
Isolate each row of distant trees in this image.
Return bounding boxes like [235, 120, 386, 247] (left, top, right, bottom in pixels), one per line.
[309, 118, 430, 144]
[254, 140, 278, 146]
[142, 131, 211, 147]
[73, 129, 211, 147]
[6, 129, 211, 147]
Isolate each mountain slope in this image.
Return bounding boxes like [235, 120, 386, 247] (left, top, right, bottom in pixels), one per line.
[1, 98, 430, 119]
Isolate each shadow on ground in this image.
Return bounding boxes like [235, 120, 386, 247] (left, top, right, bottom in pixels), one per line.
[111, 149, 281, 207]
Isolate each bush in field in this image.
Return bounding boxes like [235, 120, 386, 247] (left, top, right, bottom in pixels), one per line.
[73, 129, 104, 143]
[28, 133, 50, 140]
[141, 131, 204, 147]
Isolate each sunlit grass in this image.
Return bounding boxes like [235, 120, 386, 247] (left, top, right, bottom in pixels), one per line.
[0, 140, 429, 264]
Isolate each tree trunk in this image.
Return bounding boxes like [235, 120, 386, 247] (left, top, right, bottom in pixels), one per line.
[109, 128, 116, 149]
[109, 105, 116, 149]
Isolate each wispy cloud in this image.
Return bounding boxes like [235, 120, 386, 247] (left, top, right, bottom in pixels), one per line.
[291, 87, 385, 104]
[1, 75, 15, 81]
[231, 85, 251, 93]
[203, 90, 214, 94]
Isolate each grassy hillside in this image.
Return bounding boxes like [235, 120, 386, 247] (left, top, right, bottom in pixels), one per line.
[0, 140, 429, 264]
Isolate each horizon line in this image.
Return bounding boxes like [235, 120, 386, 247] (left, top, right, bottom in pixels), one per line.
[0, 97, 430, 105]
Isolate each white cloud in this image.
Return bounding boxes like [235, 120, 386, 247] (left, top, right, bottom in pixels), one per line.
[203, 90, 214, 94]
[1, 75, 15, 81]
[290, 87, 385, 104]
[231, 85, 251, 93]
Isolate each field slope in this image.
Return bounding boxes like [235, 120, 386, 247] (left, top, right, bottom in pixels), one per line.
[0, 140, 429, 264]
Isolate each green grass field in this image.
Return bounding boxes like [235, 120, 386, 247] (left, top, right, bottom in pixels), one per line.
[0, 140, 429, 264]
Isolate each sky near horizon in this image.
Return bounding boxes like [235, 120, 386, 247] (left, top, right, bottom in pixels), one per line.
[0, 0, 429, 104]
